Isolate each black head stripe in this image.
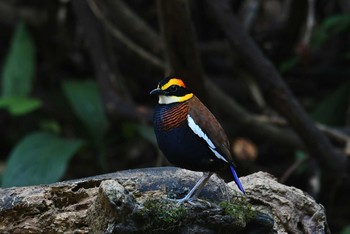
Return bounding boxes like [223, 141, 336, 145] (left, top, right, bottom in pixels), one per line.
[164, 86, 190, 97]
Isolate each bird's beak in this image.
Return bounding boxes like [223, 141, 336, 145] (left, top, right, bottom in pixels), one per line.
[150, 88, 163, 95]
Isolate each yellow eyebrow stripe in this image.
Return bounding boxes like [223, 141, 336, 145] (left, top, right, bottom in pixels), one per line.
[161, 78, 186, 90]
[178, 93, 193, 102]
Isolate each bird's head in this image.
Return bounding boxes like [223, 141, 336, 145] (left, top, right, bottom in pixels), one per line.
[150, 77, 193, 104]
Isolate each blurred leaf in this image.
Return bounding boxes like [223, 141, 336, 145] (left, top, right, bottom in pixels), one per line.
[279, 56, 299, 73]
[62, 80, 109, 145]
[311, 82, 350, 126]
[40, 120, 61, 134]
[312, 14, 350, 48]
[1, 20, 35, 97]
[2, 132, 83, 187]
[345, 52, 350, 60]
[280, 14, 350, 73]
[134, 124, 157, 145]
[322, 14, 350, 33]
[0, 96, 41, 115]
[294, 150, 308, 174]
[341, 225, 350, 234]
[122, 122, 157, 145]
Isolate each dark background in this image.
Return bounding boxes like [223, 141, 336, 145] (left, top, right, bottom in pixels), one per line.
[0, 0, 349, 232]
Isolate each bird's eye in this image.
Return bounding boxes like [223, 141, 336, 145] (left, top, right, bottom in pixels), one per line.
[169, 85, 178, 92]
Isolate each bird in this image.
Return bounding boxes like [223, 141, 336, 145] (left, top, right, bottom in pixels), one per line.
[150, 76, 245, 204]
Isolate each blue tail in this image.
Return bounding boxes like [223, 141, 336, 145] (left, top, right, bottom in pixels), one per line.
[230, 165, 245, 194]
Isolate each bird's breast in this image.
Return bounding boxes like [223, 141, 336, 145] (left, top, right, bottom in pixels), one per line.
[153, 102, 189, 132]
[153, 102, 226, 172]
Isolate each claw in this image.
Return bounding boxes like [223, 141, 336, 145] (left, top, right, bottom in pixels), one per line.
[175, 197, 211, 207]
[175, 196, 193, 205]
[168, 172, 214, 205]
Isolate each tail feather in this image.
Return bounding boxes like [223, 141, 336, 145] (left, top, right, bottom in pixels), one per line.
[230, 165, 245, 194]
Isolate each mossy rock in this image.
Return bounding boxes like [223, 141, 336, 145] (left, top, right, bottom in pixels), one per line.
[133, 197, 274, 234]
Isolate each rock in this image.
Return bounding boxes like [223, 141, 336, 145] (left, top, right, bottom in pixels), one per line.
[238, 172, 330, 234]
[0, 167, 329, 233]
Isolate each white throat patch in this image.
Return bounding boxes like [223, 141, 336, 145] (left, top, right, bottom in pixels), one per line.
[158, 95, 180, 104]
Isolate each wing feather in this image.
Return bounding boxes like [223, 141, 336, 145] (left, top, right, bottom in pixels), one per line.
[188, 96, 234, 164]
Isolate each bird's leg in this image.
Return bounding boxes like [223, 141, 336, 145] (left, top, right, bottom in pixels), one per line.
[191, 172, 214, 199]
[176, 172, 213, 204]
[219, 177, 230, 202]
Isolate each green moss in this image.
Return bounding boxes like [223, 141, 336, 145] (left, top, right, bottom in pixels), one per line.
[141, 198, 187, 233]
[136, 197, 256, 232]
[220, 198, 257, 225]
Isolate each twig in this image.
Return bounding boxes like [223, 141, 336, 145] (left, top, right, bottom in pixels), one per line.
[206, 79, 304, 150]
[157, 0, 206, 101]
[296, 0, 316, 60]
[0, 2, 46, 26]
[338, 0, 350, 13]
[315, 123, 350, 146]
[87, 0, 165, 71]
[101, 0, 163, 56]
[198, 41, 231, 56]
[279, 156, 308, 183]
[257, 115, 350, 148]
[205, 0, 348, 178]
[238, 0, 261, 32]
[301, 0, 316, 46]
[72, 0, 152, 122]
[242, 73, 267, 110]
[280, 0, 293, 25]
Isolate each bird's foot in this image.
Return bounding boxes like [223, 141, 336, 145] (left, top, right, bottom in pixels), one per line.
[170, 196, 212, 207]
[175, 197, 195, 205]
[166, 196, 193, 205]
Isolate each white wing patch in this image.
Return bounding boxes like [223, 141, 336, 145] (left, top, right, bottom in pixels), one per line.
[187, 115, 228, 162]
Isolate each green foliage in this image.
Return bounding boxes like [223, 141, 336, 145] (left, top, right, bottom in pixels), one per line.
[39, 120, 61, 134]
[123, 122, 157, 145]
[141, 198, 187, 233]
[312, 14, 350, 48]
[295, 82, 350, 175]
[134, 124, 157, 145]
[279, 14, 350, 73]
[279, 57, 300, 73]
[311, 82, 350, 126]
[62, 80, 109, 146]
[2, 132, 83, 187]
[0, 21, 85, 187]
[1, 20, 35, 97]
[0, 96, 41, 115]
[220, 199, 256, 225]
[341, 225, 350, 234]
[293, 150, 308, 174]
[0, 20, 40, 117]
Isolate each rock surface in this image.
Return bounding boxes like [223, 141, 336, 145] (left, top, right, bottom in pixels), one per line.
[0, 167, 329, 233]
